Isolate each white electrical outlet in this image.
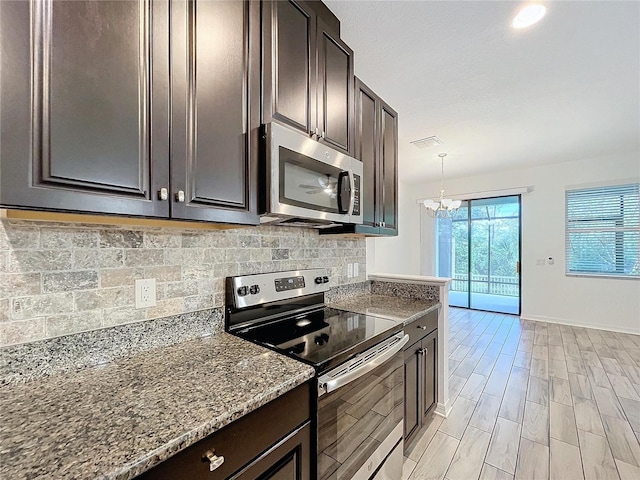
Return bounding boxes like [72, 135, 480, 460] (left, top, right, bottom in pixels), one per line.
[353, 262, 359, 277]
[135, 278, 156, 308]
[347, 263, 353, 278]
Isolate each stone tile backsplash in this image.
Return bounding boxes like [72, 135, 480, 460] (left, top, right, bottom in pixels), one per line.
[0, 220, 365, 346]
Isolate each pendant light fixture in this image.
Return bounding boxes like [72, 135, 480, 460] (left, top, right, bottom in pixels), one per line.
[423, 153, 462, 218]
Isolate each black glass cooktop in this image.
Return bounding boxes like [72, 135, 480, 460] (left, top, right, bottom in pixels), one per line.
[235, 307, 402, 372]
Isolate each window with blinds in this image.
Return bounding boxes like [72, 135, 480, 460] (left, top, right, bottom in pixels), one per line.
[565, 183, 639, 277]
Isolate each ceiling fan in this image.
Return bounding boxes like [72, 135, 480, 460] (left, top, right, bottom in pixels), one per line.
[298, 174, 337, 197]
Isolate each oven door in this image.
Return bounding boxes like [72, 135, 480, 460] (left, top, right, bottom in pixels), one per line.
[264, 122, 363, 224]
[317, 333, 408, 480]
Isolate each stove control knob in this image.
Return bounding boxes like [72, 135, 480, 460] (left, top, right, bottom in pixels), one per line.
[315, 276, 323, 284]
[237, 286, 248, 297]
[322, 276, 329, 283]
[249, 284, 260, 295]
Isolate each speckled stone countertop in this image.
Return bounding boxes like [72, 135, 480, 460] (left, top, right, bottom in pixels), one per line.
[328, 294, 440, 326]
[0, 333, 314, 480]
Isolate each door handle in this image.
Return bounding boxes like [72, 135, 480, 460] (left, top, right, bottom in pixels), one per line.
[318, 333, 409, 395]
[203, 450, 225, 471]
[337, 171, 351, 214]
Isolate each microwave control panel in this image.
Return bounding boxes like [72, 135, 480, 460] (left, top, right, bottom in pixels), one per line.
[353, 174, 360, 216]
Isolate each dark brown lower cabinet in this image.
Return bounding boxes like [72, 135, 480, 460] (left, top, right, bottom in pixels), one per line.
[403, 311, 438, 448]
[137, 382, 311, 480]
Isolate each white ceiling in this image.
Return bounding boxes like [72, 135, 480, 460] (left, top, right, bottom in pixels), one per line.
[324, 0, 640, 184]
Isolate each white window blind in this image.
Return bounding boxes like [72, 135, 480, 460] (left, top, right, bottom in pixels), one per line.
[565, 183, 639, 277]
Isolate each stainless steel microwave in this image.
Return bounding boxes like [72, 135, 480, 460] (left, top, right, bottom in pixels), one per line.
[260, 122, 363, 227]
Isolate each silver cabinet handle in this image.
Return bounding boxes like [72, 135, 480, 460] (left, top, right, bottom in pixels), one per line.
[417, 325, 428, 330]
[158, 188, 168, 201]
[175, 190, 185, 202]
[417, 348, 428, 355]
[321, 130, 326, 139]
[204, 450, 225, 472]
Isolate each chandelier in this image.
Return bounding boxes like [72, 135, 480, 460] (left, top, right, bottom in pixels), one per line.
[423, 153, 462, 219]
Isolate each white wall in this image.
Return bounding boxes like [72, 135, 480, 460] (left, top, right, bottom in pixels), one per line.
[377, 151, 640, 334]
[366, 180, 422, 275]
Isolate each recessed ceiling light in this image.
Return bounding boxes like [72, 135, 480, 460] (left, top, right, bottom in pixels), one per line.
[512, 4, 546, 29]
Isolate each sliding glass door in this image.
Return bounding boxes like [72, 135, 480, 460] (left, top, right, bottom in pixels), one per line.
[436, 195, 521, 315]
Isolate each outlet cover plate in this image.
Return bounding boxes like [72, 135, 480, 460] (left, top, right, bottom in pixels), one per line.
[353, 262, 359, 277]
[347, 263, 353, 278]
[135, 278, 156, 308]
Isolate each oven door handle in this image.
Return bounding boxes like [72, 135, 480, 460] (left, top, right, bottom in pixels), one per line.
[318, 334, 409, 396]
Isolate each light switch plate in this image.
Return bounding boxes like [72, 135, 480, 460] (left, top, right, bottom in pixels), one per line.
[347, 263, 353, 278]
[353, 262, 359, 277]
[135, 278, 156, 308]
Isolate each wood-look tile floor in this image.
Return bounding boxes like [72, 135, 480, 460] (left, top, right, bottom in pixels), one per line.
[403, 308, 640, 480]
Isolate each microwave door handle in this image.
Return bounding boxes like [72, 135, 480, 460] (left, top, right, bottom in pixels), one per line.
[348, 171, 356, 215]
[337, 171, 351, 214]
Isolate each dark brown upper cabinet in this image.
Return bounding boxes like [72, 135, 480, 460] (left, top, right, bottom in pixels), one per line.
[0, 0, 170, 217]
[0, 0, 259, 226]
[170, 0, 259, 224]
[262, 0, 354, 155]
[321, 77, 398, 236]
[379, 101, 399, 235]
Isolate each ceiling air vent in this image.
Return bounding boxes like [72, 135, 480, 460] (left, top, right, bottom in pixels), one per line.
[410, 136, 443, 149]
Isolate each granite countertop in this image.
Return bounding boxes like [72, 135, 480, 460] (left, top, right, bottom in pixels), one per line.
[0, 333, 315, 480]
[328, 294, 441, 326]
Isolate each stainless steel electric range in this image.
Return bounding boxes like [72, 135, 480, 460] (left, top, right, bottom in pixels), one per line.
[225, 269, 409, 480]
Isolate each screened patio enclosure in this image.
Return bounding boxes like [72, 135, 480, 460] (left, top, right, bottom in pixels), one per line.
[436, 195, 521, 315]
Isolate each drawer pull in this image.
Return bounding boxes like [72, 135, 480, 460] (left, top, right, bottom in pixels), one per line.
[417, 348, 428, 355]
[204, 450, 225, 472]
[417, 325, 428, 330]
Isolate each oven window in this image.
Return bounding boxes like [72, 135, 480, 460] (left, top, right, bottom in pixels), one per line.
[279, 146, 342, 213]
[317, 354, 404, 480]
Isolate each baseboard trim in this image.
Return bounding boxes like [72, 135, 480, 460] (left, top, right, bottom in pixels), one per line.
[519, 314, 640, 335]
[434, 401, 452, 418]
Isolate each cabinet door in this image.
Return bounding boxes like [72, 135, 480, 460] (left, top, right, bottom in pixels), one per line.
[262, 0, 316, 136]
[404, 342, 421, 445]
[354, 79, 380, 233]
[421, 330, 438, 419]
[0, 0, 170, 217]
[235, 423, 311, 480]
[378, 103, 398, 235]
[316, 17, 354, 154]
[170, 0, 259, 224]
